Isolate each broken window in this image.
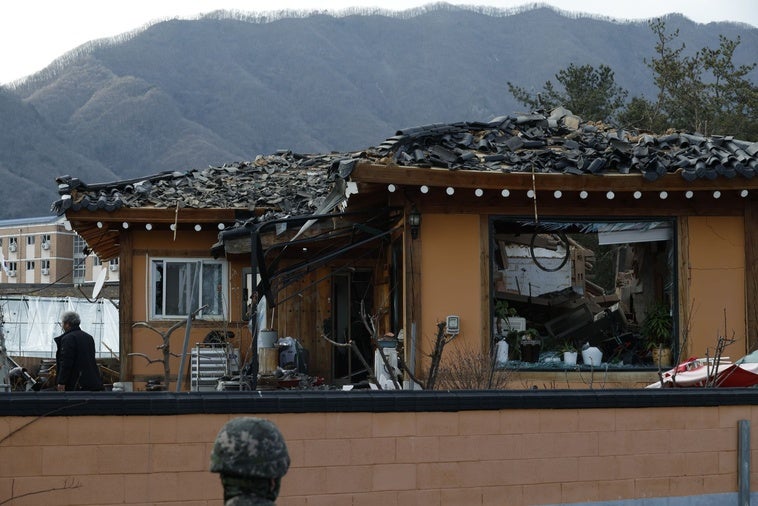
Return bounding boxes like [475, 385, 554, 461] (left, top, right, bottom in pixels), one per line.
[491, 217, 676, 368]
[150, 258, 227, 320]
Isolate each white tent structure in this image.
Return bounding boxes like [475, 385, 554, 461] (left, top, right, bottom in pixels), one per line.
[0, 296, 119, 359]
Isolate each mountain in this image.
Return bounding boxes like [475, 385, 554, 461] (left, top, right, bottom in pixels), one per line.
[1, 4, 756, 220]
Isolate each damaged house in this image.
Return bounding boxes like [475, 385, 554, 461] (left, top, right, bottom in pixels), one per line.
[52, 108, 758, 390]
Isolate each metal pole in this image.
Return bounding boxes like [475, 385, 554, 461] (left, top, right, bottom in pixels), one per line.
[738, 419, 750, 506]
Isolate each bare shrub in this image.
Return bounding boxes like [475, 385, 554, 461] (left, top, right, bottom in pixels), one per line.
[435, 345, 510, 390]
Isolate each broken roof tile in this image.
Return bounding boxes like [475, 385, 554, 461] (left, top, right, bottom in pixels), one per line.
[52, 109, 758, 222]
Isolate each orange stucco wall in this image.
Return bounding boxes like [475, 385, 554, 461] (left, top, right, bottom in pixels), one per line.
[1, 406, 753, 505]
[418, 214, 484, 370]
[686, 216, 747, 357]
[126, 230, 252, 388]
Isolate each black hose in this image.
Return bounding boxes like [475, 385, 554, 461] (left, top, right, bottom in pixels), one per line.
[530, 232, 570, 272]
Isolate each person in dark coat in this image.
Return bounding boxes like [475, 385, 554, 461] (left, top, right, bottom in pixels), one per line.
[54, 311, 103, 391]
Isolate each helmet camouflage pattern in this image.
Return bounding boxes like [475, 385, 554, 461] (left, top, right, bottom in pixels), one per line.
[210, 417, 290, 478]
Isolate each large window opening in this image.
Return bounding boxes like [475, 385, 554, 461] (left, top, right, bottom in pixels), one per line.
[491, 217, 676, 369]
[150, 258, 227, 319]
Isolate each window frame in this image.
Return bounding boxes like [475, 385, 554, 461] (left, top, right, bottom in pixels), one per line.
[149, 257, 228, 321]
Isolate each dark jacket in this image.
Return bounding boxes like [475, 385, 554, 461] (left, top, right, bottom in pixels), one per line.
[54, 326, 103, 391]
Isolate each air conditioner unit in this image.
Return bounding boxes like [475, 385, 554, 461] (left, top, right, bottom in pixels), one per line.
[109, 264, 119, 272]
[41, 268, 49, 275]
[41, 242, 50, 250]
[7, 272, 15, 277]
[8, 244, 16, 252]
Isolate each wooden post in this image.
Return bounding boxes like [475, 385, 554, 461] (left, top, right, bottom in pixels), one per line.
[119, 229, 133, 382]
[745, 202, 758, 352]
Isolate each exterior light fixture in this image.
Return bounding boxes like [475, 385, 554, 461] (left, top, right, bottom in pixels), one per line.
[408, 206, 421, 240]
[553, 190, 562, 199]
[96, 221, 103, 229]
[387, 184, 396, 193]
[194, 224, 202, 231]
[170, 224, 176, 231]
[446, 187, 455, 195]
[713, 190, 721, 199]
[633, 191, 642, 199]
[579, 191, 588, 199]
[420, 185, 429, 194]
[218, 223, 225, 230]
[145, 223, 153, 231]
[122, 222, 129, 229]
[606, 191, 615, 200]
[740, 190, 749, 198]
[474, 188, 483, 197]
[685, 191, 694, 199]
[659, 191, 668, 199]
[527, 190, 535, 199]
[501, 189, 510, 197]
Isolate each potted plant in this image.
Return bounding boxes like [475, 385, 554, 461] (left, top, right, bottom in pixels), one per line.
[642, 303, 673, 367]
[519, 328, 541, 363]
[561, 341, 578, 366]
[493, 300, 517, 336]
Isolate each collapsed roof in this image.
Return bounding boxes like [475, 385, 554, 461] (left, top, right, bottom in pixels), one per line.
[51, 108, 758, 261]
[53, 108, 758, 218]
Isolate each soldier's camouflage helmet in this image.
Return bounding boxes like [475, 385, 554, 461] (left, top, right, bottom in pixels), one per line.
[210, 417, 290, 479]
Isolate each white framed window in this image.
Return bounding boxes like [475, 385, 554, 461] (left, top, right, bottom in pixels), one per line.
[26, 260, 35, 270]
[26, 236, 35, 246]
[150, 258, 227, 319]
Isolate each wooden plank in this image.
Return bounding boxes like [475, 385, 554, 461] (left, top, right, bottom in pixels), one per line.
[352, 162, 758, 191]
[315, 267, 332, 380]
[120, 229, 133, 382]
[68, 208, 237, 223]
[405, 203, 422, 379]
[480, 215, 491, 354]
[677, 217, 691, 359]
[746, 203, 758, 352]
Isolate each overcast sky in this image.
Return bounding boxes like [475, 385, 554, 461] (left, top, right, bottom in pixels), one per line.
[1, 0, 756, 85]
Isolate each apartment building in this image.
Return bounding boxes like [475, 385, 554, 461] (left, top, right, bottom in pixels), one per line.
[0, 215, 119, 285]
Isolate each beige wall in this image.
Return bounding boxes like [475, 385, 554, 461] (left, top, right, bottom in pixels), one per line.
[417, 213, 485, 372]
[0, 406, 753, 505]
[127, 229, 252, 386]
[686, 216, 747, 357]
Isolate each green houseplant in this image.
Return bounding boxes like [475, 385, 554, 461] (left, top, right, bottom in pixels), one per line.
[642, 303, 673, 366]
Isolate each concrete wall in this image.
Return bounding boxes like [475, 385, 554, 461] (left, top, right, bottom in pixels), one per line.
[1, 405, 754, 505]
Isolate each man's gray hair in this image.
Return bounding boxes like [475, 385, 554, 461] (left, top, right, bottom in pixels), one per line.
[61, 311, 81, 327]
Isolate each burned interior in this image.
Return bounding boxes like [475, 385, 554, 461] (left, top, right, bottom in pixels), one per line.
[491, 217, 676, 368]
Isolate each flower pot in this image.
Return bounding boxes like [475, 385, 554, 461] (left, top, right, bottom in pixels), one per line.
[563, 351, 577, 366]
[520, 340, 541, 363]
[581, 346, 603, 366]
[495, 340, 509, 368]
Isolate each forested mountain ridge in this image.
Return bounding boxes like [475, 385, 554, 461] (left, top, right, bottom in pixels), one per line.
[1, 4, 755, 219]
